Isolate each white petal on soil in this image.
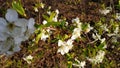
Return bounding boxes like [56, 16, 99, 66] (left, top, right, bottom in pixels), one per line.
[87, 50, 105, 64]
[72, 17, 80, 24]
[23, 55, 33, 64]
[13, 44, 21, 52]
[0, 38, 14, 54]
[58, 40, 64, 46]
[57, 40, 73, 55]
[67, 39, 73, 46]
[5, 9, 18, 22]
[55, 9, 59, 14]
[0, 18, 7, 32]
[15, 18, 28, 27]
[15, 18, 28, 33]
[27, 18, 35, 34]
[0, 33, 8, 41]
[41, 33, 49, 41]
[14, 36, 24, 44]
[42, 20, 47, 25]
[71, 28, 81, 40]
[6, 51, 14, 55]
[28, 18, 35, 29]
[9, 26, 23, 38]
[0, 18, 7, 26]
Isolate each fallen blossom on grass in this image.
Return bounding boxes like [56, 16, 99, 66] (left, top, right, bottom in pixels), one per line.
[23, 55, 33, 64]
[57, 39, 73, 55]
[87, 50, 105, 64]
[73, 58, 86, 68]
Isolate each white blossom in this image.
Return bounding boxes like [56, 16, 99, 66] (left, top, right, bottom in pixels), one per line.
[0, 39, 13, 54]
[71, 18, 83, 40]
[116, 13, 120, 20]
[65, 21, 68, 26]
[5, 9, 18, 22]
[100, 24, 109, 32]
[92, 33, 105, 43]
[0, 18, 8, 41]
[27, 18, 35, 34]
[23, 55, 33, 64]
[71, 28, 81, 40]
[72, 17, 82, 29]
[55, 9, 59, 15]
[40, 2, 45, 8]
[0, 8, 35, 55]
[85, 24, 93, 33]
[72, 17, 80, 24]
[34, 7, 38, 12]
[47, 11, 51, 15]
[57, 39, 73, 55]
[87, 50, 105, 64]
[40, 30, 49, 41]
[42, 20, 47, 25]
[107, 25, 119, 37]
[99, 7, 112, 15]
[73, 58, 86, 68]
[114, 25, 119, 34]
[14, 18, 28, 33]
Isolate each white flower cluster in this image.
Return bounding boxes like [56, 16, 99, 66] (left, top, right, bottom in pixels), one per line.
[40, 9, 59, 41]
[57, 39, 73, 55]
[87, 50, 105, 64]
[71, 17, 82, 40]
[0, 9, 35, 55]
[58, 17, 93, 55]
[73, 58, 86, 68]
[92, 33, 106, 43]
[40, 29, 49, 41]
[71, 17, 93, 40]
[99, 7, 112, 15]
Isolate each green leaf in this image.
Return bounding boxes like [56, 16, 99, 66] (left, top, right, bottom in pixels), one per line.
[35, 33, 42, 44]
[98, 42, 105, 50]
[12, 0, 26, 17]
[116, 5, 120, 10]
[42, 11, 56, 22]
[42, 14, 49, 22]
[67, 61, 72, 68]
[49, 11, 56, 22]
[82, 23, 88, 31]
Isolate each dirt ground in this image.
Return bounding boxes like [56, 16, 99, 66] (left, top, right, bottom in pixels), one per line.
[0, 0, 120, 68]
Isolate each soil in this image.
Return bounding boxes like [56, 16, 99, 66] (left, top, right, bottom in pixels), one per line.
[0, 0, 120, 68]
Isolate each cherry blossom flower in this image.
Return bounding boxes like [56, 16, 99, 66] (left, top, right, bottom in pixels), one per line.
[92, 33, 106, 43]
[87, 50, 105, 64]
[40, 30, 49, 41]
[23, 55, 33, 64]
[73, 58, 86, 68]
[71, 17, 82, 40]
[0, 8, 35, 55]
[0, 18, 8, 41]
[5, 9, 18, 22]
[57, 39, 73, 55]
[42, 20, 47, 25]
[71, 28, 82, 40]
[99, 7, 112, 15]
